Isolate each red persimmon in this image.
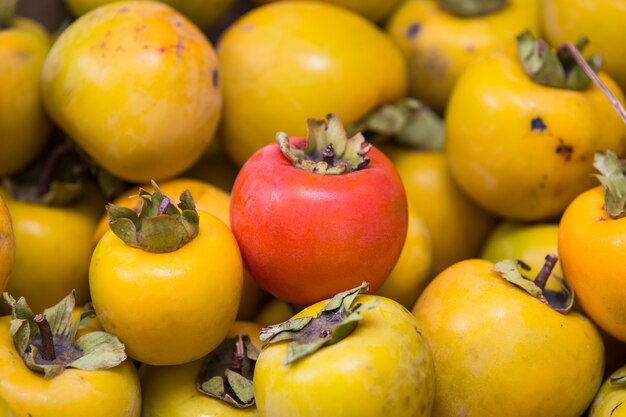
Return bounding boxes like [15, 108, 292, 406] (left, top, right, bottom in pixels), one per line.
[230, 114, 408, 306]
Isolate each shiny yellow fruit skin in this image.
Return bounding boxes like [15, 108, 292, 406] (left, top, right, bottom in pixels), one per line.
[376, 204, 432, 309]
[589, 365, 626, 417]
[182, 140, 240, 193]
[386, 0, 539, 114]
[89, 210, 243, 365]
[218, 1, 407, 166]
[558, 185, 626, 343]
[445, 50, 626, 221]
[254, 295, 435, 417]
[0, 17, 52, 176]
[140, 359, 259, 417]
[0, 195, 15, 293]
[481, 221, 562, 292]
[64, 0, 235, 30]
[251, 0, 404, 22]
[0, 396, 15, 417]
[542, 0, 626, 93]
[41, 1, 222, 182]
[139, 321, 262, 417]
[0, 316, 141, 417]
[412, 259, 605, 417]
[0, 185, 104, 314]
[381, 147, 497, 277]
[253, 298, 297, 328]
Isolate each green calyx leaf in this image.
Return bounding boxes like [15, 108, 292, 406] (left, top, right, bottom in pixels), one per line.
[593, 150, 626, 219]
[260, 282, 379, 364]
[438, 0, 507, 17]
[2, 291, 127, 379]
[277, 114, 372, 175]
[197, 335, 259, 408]
[1, 140, 90, 207]
[517, 30, 602, 90]
[493, 255, 574, 314]
[610, 375, 626, 386]
[106, 180, 199, 253]
[0, 0, 18, 29]
[347, 98, 444, 151]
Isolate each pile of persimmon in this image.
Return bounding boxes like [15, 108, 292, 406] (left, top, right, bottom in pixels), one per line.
[1, 1, 626, 416]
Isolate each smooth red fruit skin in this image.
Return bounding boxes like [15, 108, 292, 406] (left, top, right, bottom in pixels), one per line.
[230, 138, 408, 306]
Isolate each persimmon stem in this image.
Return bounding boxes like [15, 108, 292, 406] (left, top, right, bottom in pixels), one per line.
[34, 314, 56, 361]
[534, 254, 558, 290]
[561, 42, 626, 124]
[37, 143, 70, 197]
[322, 144, 335, 167]
[230, 333, 245, 374]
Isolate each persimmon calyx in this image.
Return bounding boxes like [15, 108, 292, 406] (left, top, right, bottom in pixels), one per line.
[277, 113, 371, 175]
[0, 0, 17, 29]
[2, 290, 127, 379]
[260, 282, 378, 365]
[517, 30, 602, 91]
[2, 141, 88, 207]
[348, 98, 444, 151]
[438, 0, 506, 17]
[493, 254, 574, 314]
[196, 334, 259, 408]
[593, 150, 626, 219]
[611, 375, 626, 385]
[106, 180, 199, 253]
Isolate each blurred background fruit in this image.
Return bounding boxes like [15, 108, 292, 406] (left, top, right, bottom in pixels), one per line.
[381, 147, 497, 277]
[63, 0, 237, 32]
[0, 5, 53, 177]
[0, 195, 14, 294]
[41, 1, 223, 182]
[542, 0, 626, 94]
[386, 0, 540, 114]
[218, 1, 407, 166]
[251, 0, 404, 23]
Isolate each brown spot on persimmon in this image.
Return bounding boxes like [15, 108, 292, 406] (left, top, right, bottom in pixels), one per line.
[556, 139, 573, 162]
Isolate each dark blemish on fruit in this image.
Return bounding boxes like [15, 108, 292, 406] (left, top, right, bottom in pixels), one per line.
[105, 30, 111, 37]
[531, 117, 547, 132]
[118, 6, 129, 13]
[212, 68, 219, 88]
[143, 45, 148, 49]
[135, 24, 147, 33]
[556, 139, 574, 161]
[610, 402, 623, 417]
[466, 44, 475, 53]
[406, 22, 421, 38]
[598, 217, 606, 221]
[158, 46, 166, 53]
